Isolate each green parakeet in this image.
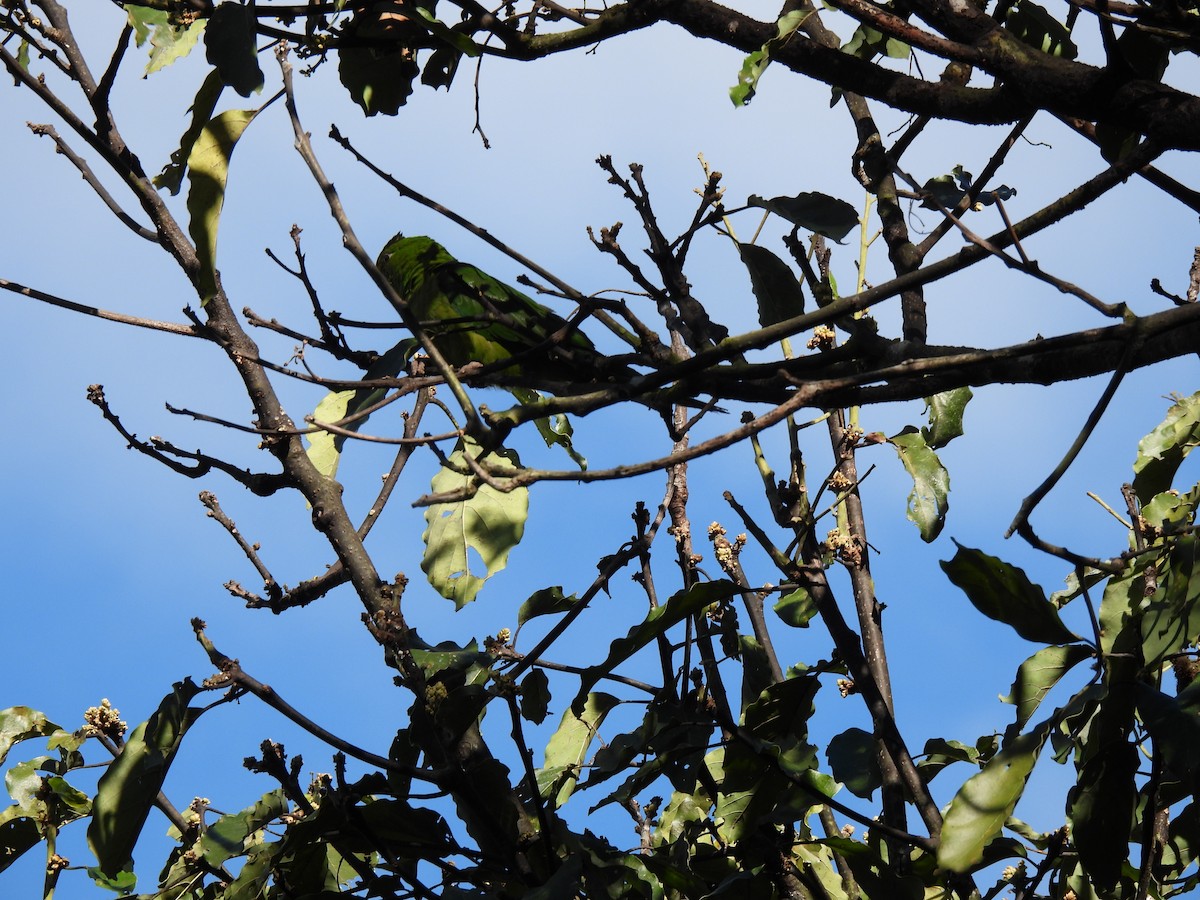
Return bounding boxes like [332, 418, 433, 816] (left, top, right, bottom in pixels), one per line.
[377, 233, 611, 388]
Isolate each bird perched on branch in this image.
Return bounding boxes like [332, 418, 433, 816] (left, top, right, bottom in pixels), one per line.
[376, 233, 616, 390]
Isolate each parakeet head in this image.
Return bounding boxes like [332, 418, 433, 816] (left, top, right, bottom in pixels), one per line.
[377, 234, 456, 297]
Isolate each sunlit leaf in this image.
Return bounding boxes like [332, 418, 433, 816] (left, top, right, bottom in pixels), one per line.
[537, 692, 620, 808]
[0, 707, 63, 767]
[922, 387, 973, 449]
[412, 7, 482, 56]
[186, 106, 262, 303]
[748, 192, 859, 242]
[842, 22, 910, 60]
[1132, 390, 1200, 504]
[939, 719, 1054, 872]
[199, 789, 287, 867]
[773, 587, 817, 628]
[204, 1, 264, 96]
[1141, 534, 1200, 668]
[87, 680, 203, 877]
[1001, 643, 1094, 733]
[509, 387, 586, 470]
[737, 242, 805, 328]
[941, 543, 1080, 644]
[889, 426, 950, 542]
[421, 437, 528, 608]
[730, 9, 809, 106]
[127, 6, 205, 74]
[304, 339, 418, 479]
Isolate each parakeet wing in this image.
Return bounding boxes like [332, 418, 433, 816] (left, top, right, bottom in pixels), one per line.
[379, 234, 597, 373]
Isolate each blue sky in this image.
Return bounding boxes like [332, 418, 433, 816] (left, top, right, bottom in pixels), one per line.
[3, 2, 1198, 895]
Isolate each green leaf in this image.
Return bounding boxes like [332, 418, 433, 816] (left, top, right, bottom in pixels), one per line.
[407, 634, 490, 682]
[519, 670, 551, 725]
[941, 543, 1080, 644]
[537, 692, 620, 808]
[773, 587, 817, 628]
[920, 165, 1016, 210]
[15, 40, 30, 73]
[186, 106, 261, 303]
[748, 192, 859, 242]
[199, 789, 288, 867]
[412, 7, 482, 56]
[222, 840, 281, 900]
[127, 6, 206, 74]
[0, 809, 41, 874]
[204, 1, 264, 96]
[922, 387, 973, 449]
[737, 243, 805, 327]
[1001, 643, 1094, 733]
[305, 339, 418, 479]
[1135, 683, 1200, 786]
[509, 387, 586, 470]
[1067, 738, 1138, 891]
[1004, 0, 1078, 58]
[842, 22, 910, 60]
[338, 44, 419, 116]
[916, 737, 983, 781]
[421, 46, 462, 90]
[826, 727, 882, 799]
[87, 865, 137, 893]
[421, 437, 529, 608]
[44, 775, 91, 817]
[517, 586, 580, 626]
[1141, 534, 1200, 669]
[1097, 563, 1144, 657]
[5, 759, 47, 820]
[87, 680, 203, 877]
[305, 389, 358, 480]
[154, 70, 224, 195]
[730, 10, 809, 106]
[1132, 391, 1200, 503]
[939, 719, 1054, 872]
[652, 790, 707, 848]
[573, 581, 738, 704]
[888, 426, 950, 542]
[0, 707, 63, 767]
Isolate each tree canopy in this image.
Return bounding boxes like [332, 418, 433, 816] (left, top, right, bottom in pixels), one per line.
[2, 0, 1199, 898]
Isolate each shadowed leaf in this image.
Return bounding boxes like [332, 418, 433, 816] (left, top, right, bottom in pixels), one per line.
[87, 680, 203, 877]
[941, 543, 1080, 644]
[737, 243, 805, 327]
[826, 727, 882, 799]
[748, 192, 859, 242]
[204, 2, 264, 96]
